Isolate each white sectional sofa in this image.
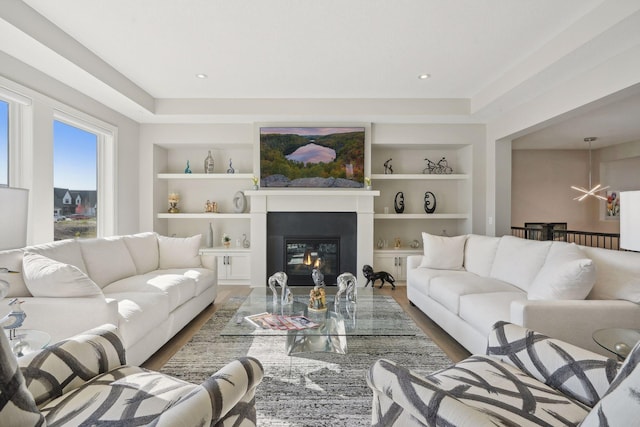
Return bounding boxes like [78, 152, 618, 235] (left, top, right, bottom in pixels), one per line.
[407, 233, 640, 357]
[0, 232, 217, 365]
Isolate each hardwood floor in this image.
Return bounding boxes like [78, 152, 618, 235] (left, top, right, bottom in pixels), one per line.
[141, 284, 470, 371]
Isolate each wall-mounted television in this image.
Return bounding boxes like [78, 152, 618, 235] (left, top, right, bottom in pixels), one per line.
[259, 126, 365, 188]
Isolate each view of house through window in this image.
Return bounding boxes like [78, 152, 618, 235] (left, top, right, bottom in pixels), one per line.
[53, 120, 98, 240]
[0, 100, 8, 186]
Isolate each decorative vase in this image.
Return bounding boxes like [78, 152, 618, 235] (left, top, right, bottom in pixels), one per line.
[424, 191, 436, 214]
[206, 223, 214, 248]
[184, 161, 192, 174]
[204, 150, 214, 174]
[394, 191, 405, 213]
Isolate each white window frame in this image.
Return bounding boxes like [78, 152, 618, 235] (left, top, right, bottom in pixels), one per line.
[0, 86, 31, 187]
[53, 110, 117, 237]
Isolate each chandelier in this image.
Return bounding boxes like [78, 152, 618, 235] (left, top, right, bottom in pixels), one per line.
[571, 137, 609, 201]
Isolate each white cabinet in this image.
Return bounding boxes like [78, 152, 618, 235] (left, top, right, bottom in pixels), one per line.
[373, 249, 421, 282]
[200, 248, 251, 284]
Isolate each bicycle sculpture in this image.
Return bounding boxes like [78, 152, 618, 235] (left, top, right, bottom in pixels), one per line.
[423, 157, 453, 174]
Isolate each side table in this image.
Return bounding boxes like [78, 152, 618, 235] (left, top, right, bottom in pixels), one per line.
[4, 329, 51, 357]
[592, 328, 640, 360]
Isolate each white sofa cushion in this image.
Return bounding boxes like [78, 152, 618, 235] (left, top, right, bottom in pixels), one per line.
[122, 232, 159, 274]
[582, 246, 640, 303]
[107, 291, 169, 345]
[489, 236, 552, 291]
[459, 291, 527, 335]
[528, 242, 596, 300]
[25, 239, 87, 274]
[464, 234, 501, 277]
[0, 249, 30, 297]
[80, 238, 138, 288]
[158, 235, 202, 269]
[429, 274, 518, 314]
[22, 252, 102, 298]
[156, 268, 216, 296]
[104, 273, 196, 312]
[419, 233, 466, 270]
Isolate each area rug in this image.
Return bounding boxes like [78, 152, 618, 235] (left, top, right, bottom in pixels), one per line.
[161, 296, 452, 426]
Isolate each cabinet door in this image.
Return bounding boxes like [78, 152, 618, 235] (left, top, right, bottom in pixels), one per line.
[372, 254, 407, 281]
[227, 253, 251, 281]
[216, 256, 229, 280]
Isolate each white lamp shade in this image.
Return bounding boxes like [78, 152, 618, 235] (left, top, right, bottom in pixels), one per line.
[0, 187, 29, 250]
[620, 191, 640, 252]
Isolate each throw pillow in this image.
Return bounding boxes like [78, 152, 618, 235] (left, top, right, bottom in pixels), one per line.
[0, 329, 45, 427]
[158, 234, 202, 269]
[22, 252, 103, 297]
[528, 242, 596, 300]
[580, 340, 640, 426]
[418, 232, 467, 270]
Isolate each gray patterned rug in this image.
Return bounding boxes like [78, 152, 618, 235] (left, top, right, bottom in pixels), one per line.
[161, 296, 452, 426]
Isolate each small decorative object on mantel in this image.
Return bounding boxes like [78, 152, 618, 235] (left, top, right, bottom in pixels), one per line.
[232, 191, 246, 213]
[251, 176, 259, 190]
[226, 158, 235, 174]
[394, 237, 401, 249]
[364, 177, 372, 190]
[376, 238, 384, 249]
[168, 193, 180, 213]
[335, 272, 357, 305]
[204, 200, 214, 212]
[362, 264, 396, 289]
[204, 150, 215, 173]
[410, 239, 420, 249]
[242, 233, 250, 248]
[424, 191, 437, 213]
[394, 191, 405, 213]
[384, 158, 393, 174]
[222, 233, 231, 248]
[184, 160, 192, 174]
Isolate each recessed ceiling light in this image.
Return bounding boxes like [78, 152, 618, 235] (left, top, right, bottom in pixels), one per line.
[195, 73, 208, 79]
[418, 74, 430, 80]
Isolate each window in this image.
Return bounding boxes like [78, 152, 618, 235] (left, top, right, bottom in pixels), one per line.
[0, 100, 8, 186]
[53, 119, 98, 240]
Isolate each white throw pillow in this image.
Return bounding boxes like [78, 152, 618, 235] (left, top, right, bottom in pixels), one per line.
[22, 252, 102, 297]
[158, 234, 202, 269]
[528, 242, 596, 300]
[122, 232, 159, 274]
[418, 233, 467, 270]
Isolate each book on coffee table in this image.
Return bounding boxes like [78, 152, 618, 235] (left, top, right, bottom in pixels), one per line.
[244, 312, 319, 330]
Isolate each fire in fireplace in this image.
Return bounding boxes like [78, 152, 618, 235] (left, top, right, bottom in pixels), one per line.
[285, 238, 339, 286]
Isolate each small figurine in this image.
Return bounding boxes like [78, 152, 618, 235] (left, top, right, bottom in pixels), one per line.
[226, 158, 235, 174]
[184, 160, 192, 174]
[308, 286, 327, 311]
[312, 267, 325, 288]
[1, 298, 27, 339]
[335, 272, 357, 304]
[383, 158, 393, 174]
[268, 271, 292, 307]
[363, 264, 396, 289]
[205, 200, 214, 212]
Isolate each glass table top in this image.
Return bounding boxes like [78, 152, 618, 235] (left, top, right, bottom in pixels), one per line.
[592, 328, 640, 359]
[220, 286, 415, 338]
[4, 329, 51, 357]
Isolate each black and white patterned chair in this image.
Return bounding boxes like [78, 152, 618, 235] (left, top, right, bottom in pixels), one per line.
[0, 324, 264, 427]
[368, 321, 640, 426]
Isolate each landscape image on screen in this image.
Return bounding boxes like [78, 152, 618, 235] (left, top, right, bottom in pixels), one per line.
[260, 127, 365, 188]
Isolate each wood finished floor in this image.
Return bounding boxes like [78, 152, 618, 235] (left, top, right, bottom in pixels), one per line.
[141, 284, 470, 371]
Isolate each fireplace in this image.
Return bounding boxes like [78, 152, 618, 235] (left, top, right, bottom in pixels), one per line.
[267, 212, 357, 286]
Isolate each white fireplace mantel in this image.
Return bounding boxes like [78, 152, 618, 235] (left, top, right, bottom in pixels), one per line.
[246, 189, 379, 286]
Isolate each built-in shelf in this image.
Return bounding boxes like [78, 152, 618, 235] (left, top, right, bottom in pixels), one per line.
[245, 189, 380, 197]
[370, 173, 469, 180]
[374, 213, 469, 220]
[157, 213, 251, 219]
[157, 173, 254, 180]
[199, 247, 251, 254]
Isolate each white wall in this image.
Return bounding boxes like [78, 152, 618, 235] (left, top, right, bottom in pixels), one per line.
[0, 52, 140, 243]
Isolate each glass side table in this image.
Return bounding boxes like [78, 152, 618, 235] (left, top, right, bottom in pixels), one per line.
[592, 328, 640, 360]
[4, 329, 51, 357]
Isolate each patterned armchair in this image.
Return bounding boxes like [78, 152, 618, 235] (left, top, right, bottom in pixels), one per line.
[368, 321, 640, 426]
[0, 324, 263, 427]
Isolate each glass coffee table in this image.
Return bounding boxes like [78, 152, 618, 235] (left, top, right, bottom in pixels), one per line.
[221, 286, 415, 354]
